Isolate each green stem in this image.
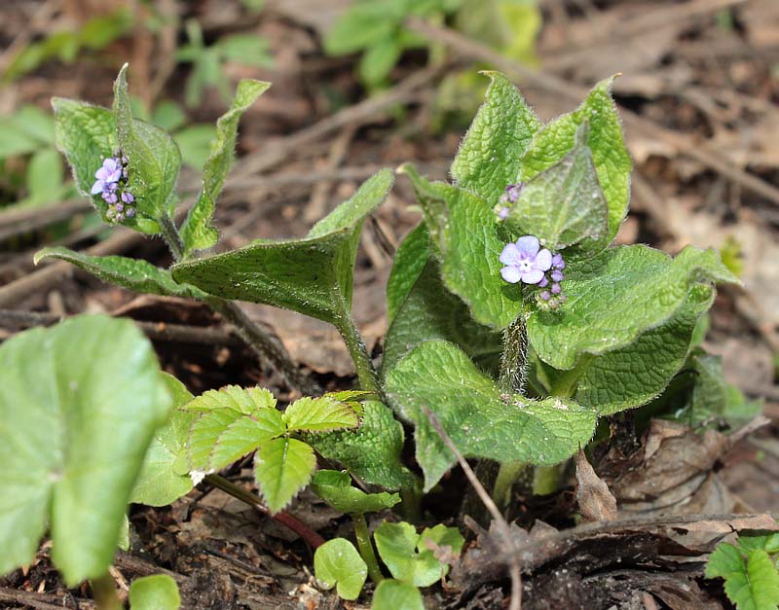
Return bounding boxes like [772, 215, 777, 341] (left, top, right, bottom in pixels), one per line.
[158, 213, 184, 261]
[204, 474, 325, 549]
[333, 310, 382, 398]
[352, 513, 384, 585]
[549, 354, 594, 398]
[206, 297, 320, 395]
[90, 572, 122, 610]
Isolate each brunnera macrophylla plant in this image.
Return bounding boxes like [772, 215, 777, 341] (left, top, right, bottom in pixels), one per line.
[39, 65, 740, 499]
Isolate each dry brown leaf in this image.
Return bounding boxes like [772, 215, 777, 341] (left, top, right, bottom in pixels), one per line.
[575, 449, 618, 522]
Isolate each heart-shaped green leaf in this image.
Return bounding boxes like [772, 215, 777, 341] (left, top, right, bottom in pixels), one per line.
[310, 470, 400, 514]
[314, 538, 368, 601]
[131, 374, 196, 507]
[172, 170, 393, 326]
[0, 315, 171, 585]
[506, 122, 609, 256]
[528, 245, 740, 371]
[520, 77, 631, 241]
[114, 64, 182, 223]
[401, 164, 520, 329]
[34, 247, 208, 300]
[385, 340, 597, 490]
[184, 386, 285, 473]
[451, 71, 541, 205]
[568, 287, 712, 414]
[382, 255, 502, 377]
[254, 437, 316, 513]
[180, 79, 271, 254]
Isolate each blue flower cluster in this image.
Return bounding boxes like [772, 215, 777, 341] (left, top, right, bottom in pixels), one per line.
[494, 182, 523, 220]
[499, 235, 566, 309]
[90, 152, 136, 223]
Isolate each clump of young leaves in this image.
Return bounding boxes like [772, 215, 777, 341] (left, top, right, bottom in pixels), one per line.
[705, 531, 779, 610]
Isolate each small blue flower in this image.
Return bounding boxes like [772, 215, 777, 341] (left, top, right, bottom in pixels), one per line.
[90, 157, 122, 195]
[499, 236, 552, 285]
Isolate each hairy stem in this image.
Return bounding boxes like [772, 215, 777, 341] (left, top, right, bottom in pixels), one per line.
[500, 313, 529, 395]
[90, 572, 122, 610]
[333, 310, 382, 398]
[352, 513, 384, 584]
[158, 213, 184, 261]
[204, 474, 325, 549]
[206, 297, 320, 395]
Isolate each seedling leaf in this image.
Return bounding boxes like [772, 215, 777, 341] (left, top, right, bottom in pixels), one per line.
[128, 574, 181, 610]
[314, 538, 368, 601]
[371, 579, 425, 610]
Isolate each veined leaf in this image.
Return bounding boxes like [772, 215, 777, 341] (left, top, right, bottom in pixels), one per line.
[254, 437, 316, 513]
[314, 538, 368, 601]
[34, 247, 207, 300]
[385, 340, 597, 490]
[283, 395, 361, 433]
[310, 470, 400, 514]
[184, 386, 285, 473]
[180, 79, 270, 254]
[0, 315, 170, 585]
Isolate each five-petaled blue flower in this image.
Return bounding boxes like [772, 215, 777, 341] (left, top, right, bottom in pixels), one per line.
[499, 236, 552, 285]
[90, 157, 122, 195]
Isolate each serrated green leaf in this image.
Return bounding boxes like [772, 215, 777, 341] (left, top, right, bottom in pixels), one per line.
[283, 395, 360, 433]
[128, 574, 181, 610]
[382, 256, 502, 376]
[172, 170, 393, 325]
[706, 543, 779, 610]
[314, 538, 368, 601]
[528, 245, 741, 371]
[401, 164, 520, 328]
[0, 315, 170, 585]
[113, 64, 181, 222]
[571, 285, 713, 415]
[184, 386, 285, 473]
[374, 521, 463, 587]
[309, 401, 414, 491]
[506, 122, 609, 255]
[451, 71, 541, 205]
[180, 79, 270, 254]
[386, 223, 431, 323]
[371, 579, 425, 610]
[385, 340, 597, 490]
[520, 77, 631, 241]
[310, 470, 401, 514]
[740, 533, 779, 555]
[254, 437, 316, 513]
[131, 374, 196, 507]
[34, 247, 208, 300]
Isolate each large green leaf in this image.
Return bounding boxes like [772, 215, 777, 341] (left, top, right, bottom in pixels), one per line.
[506, 122, 609, 256]
[172, 170, 393, 326]
[451, 71, 541, 204]
[385, 223, 430, 324]
[180, 79, 271, 254]
[385, 340, 597, 490]
[568, 285, 713, 415]
[34, 247, 207, 300]
[131, 374, 196, 507]
[309, 401, 414, 491]
[382, 257, 502, 376]
[254, 437, 316, 513]
[401, 164, 519, 328]
[527, 245, 740, 371]
[128, 574, 181, 610]
[0, 315, 171, 585]
[184, 386, 285, 473]
[113, 64, 181, 223]
[520, 77, 631, 241]
[52, 97, 116, 202]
